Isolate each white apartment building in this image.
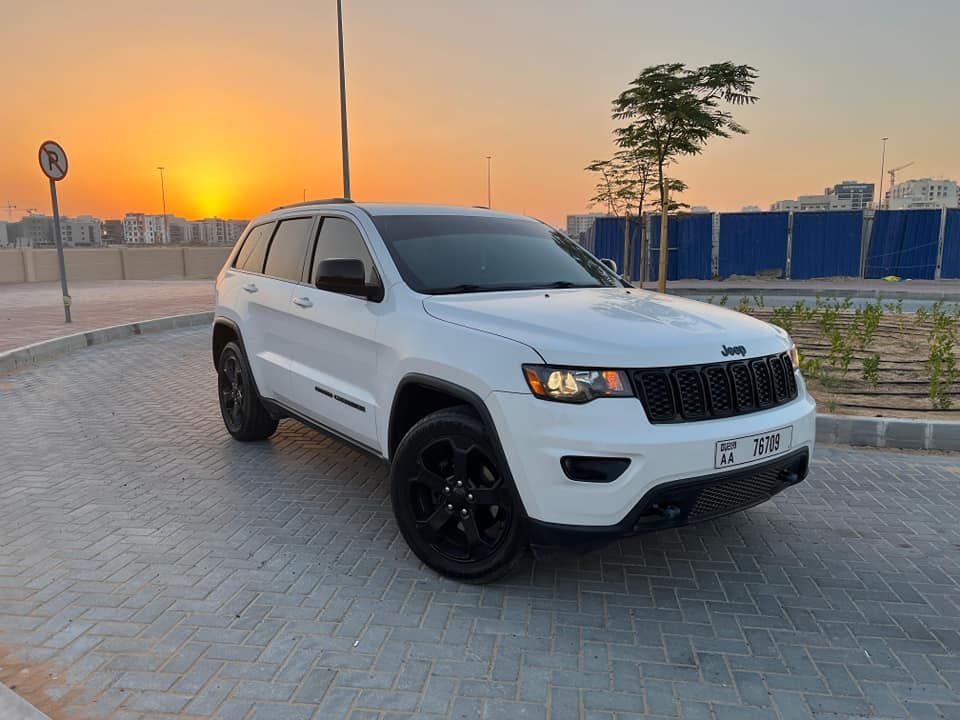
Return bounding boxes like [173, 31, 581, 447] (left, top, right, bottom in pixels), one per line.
[566, 213, 608, 238]
[0, 222, 9, 248]
[887, 178, 959, 210]
[770, 194, 852, 212]
[190, 218, 228, 245]
[60, 215, 102, 246]
[123, 213, 167, 244]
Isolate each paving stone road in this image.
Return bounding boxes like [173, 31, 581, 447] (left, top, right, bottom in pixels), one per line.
[1, 327, 959, 720]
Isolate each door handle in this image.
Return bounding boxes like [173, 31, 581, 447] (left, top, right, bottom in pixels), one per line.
[292, 296, 313, 308]
[242, 282, 258, 293]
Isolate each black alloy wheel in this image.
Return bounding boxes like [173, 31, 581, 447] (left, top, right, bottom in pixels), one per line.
[217, 341, 278, 441]
[391, 407, 524, 582]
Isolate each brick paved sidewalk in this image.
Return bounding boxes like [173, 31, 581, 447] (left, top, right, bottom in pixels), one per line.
[0, 280, 214, 352]
[0, 327, 958, 719]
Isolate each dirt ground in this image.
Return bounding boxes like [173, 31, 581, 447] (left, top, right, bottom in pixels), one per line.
[746, 307, 960, 419]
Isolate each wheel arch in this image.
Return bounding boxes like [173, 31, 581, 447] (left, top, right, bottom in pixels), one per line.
[212, 317, 245, 367]
[388, 375, 524, 515]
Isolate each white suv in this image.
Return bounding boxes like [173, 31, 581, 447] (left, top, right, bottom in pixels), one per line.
[213, 200, 816, 581]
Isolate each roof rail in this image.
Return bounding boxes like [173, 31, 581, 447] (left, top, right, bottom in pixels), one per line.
[272, 198, 354, 211]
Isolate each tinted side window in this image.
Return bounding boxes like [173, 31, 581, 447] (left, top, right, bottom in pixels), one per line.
[235, 223, 275, 273]
[311, 217, 377, 285]
[264, 217, 315, 282]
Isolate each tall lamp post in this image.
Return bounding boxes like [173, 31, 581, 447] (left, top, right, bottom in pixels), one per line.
[485, 155, 492, 208]
[877, 137, 888, 210]
[157, 166, 168, 243]
[337, 0, 351, 199]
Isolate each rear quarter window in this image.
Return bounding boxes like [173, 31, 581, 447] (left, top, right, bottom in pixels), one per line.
[234, 222, 275, 274]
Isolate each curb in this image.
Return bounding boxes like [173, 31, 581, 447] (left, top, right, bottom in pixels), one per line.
[0, 311, 213, 375]
[815, 413, 960, 452]
[0, 683, 50, 720]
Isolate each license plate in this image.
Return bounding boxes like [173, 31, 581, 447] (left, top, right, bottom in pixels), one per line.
[715, 426, 793, 469]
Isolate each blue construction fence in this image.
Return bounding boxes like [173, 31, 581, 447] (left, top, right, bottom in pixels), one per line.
[578, 208, 960, 280]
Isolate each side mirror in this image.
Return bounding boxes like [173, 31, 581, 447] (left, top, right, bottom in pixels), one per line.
[316, 258, 383, 301]
[601, 258, 618, 274]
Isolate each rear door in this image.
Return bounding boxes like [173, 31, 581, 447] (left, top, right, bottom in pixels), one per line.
[226, 221, 286, 399]
[286, 215, 383, 450]
[238, 217, 316, 404]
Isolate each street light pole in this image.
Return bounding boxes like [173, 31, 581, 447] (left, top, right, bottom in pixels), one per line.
[485, 155, 492, 208]
[157, 166, 168, 243]
[877, 137, 888, 210]
[337, 0, 351, 199]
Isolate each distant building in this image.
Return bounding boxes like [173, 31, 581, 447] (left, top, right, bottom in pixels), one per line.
[123, 213, 166, 244]
[102, 219, 125, 245]
[825, 180, 874, 210]
[0, 222, 9, 248]
[690, 206, 712, 214]
[887, 178, 959, 209]
[566, 213, 607, 238]
[58, 215, 102, 246]
[740, 205, 762, 213]
[226, 220, 248, 245]
[166, 217, 190, 244]
[13, 214, 55, 247]
[770, 194, 852, 212]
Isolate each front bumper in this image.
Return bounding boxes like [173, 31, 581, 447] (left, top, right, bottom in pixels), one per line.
[486, 373, 816, 528]
[526, 448, 808, 551]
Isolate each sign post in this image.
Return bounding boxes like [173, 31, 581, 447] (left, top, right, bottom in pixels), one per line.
[38, 140, 71, 323]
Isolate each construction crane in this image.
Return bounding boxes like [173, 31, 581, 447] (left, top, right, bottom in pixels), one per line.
[888, 161, 915, 193]
[4, 201, 14, 222]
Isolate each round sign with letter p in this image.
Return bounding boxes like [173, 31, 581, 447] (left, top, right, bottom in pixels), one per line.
[39, 140, 68, 181]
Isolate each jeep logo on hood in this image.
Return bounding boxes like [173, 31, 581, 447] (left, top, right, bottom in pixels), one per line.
[721, 344, 747, 357]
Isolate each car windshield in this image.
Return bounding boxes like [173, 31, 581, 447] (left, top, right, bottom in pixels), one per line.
[370, 214, 623, 294]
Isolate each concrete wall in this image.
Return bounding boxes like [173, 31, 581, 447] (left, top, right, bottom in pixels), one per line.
[0, 247, 231, 284]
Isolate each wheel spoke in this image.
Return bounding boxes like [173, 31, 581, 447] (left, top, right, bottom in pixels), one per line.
[417, 503, 453, 541]
[469, 486, 509, 507]
[414, 458, 448, 492]
[451, 442, 471, 483]
[461, 513, 489, 554]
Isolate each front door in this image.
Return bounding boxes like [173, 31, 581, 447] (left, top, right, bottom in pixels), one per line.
[286, 215, 383, 451]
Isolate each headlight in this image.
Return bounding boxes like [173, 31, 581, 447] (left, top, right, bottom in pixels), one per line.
[787, 344, 800, 370]
[523, 365, 633, 403]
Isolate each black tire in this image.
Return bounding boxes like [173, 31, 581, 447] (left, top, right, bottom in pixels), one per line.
[390, 406, 525, 583]
[217, 341, 279, 441]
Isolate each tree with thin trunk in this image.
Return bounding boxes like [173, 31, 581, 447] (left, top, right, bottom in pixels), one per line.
[585, 158, 637, 280]
[612, 62, 758, 293]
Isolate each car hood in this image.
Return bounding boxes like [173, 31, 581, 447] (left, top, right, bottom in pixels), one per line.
[423, 287, 791, 367]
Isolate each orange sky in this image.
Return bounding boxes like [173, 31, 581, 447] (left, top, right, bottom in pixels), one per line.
[2, 0, 958, 227]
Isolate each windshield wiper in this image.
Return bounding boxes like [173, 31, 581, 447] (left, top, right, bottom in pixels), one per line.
[429, 283, 495, 294]
[540, 281, 601, 289]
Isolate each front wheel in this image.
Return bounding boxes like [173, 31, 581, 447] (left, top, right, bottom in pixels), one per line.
[390, 407, 525, 582]
[217, 341, 278, 441]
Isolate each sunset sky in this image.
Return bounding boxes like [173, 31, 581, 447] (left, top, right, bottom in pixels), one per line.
[2, 0, 958, 227]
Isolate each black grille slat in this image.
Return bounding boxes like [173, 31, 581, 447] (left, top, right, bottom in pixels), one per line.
[768, 356, 788, 402]
[751, 359, 773, 407]
[673, 369, 707, 418]
[781, 354, 798, 396]
[729, 363, 755, 411]
[703, 366, 732, 415]
[633, 352, 798, 424]
[637, 372, 675, 421]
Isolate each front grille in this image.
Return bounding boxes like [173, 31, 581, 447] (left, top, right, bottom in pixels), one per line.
[632, 352, 798, 424]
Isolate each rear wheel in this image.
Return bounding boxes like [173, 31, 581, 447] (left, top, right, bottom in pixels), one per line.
[391, 407, 525, 582]
[217, 341, 278, 441]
